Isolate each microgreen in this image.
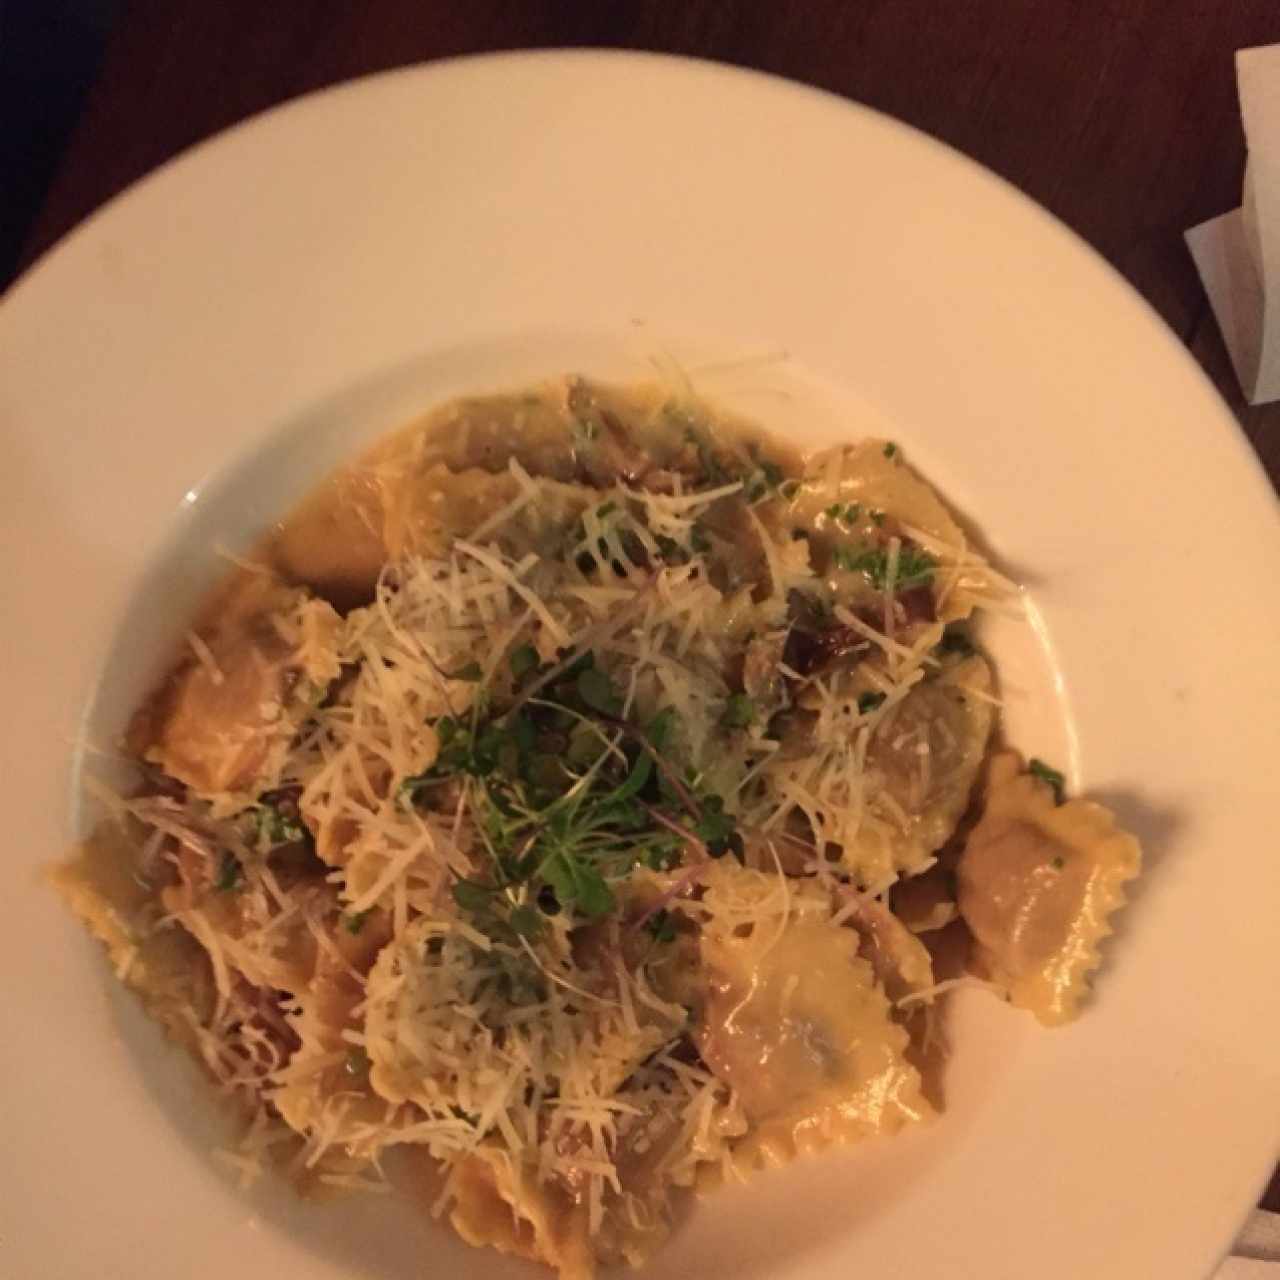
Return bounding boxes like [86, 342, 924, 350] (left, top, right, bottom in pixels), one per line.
[510, 644, 540, 680]
[722, 693, 756, 728]
[576, 665, 621, 716]
[416, 662, 741, 930]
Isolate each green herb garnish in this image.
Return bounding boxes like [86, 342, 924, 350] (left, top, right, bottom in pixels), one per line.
[693, 793, 741, 859]
[416, 657, 738, 927]
[883, 442, 898, 458]
[255, 802, 304, 846]
[541, 849, 616, 918]
[831, 543, 935, 591]
[857, 691, 887, 714]
[510, 643, 540, 680]
[345, 909, 372, 935]
[722, 693, 756, 728]
[576, 665, 621, 715]
[646, 909, 678, 943]
[825, 502, 864, 527]
[1029, 758, 1066, 803]
[215, 852, 242, 892]
[831, 545, 871, 574]
[682, 425, 736, 489]
[452, 879, 495, 913]
[508, 904, 545, 939]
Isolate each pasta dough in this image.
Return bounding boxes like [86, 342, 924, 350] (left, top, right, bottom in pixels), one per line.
[957, 752, 1142, 1025]
[697, 920, 931, 1171]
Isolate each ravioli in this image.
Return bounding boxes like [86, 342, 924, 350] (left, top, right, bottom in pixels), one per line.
[449, 1146, 594, 1280]
[133, 578, 341, 805]
[853, 653, 996, 881]
[697, 920, 930, 1171]
[50, 825, 216, 1049]
[787, 439, 995, 624]
[271, 904, 401, 1167]
[957, 752, 1142, 1025]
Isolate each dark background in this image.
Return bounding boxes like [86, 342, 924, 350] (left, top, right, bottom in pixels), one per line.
[3, 0, 1278, 1213]
[0, 0, 118, 283]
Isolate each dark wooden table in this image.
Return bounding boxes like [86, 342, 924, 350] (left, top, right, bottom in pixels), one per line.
[16, 0, 1280, 1216]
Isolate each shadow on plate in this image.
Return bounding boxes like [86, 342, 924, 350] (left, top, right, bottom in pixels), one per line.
[1085, 786, 1184, 982]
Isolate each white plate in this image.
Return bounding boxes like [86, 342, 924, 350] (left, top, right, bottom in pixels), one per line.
[2, 50, 1278, 1280]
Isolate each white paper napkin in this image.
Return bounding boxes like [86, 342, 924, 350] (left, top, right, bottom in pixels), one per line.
[1186, 43, 1280, 405]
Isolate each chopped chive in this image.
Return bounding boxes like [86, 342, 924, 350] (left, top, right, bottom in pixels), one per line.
[646, 909, 678, 943]
[1029, 758, 1066, 803]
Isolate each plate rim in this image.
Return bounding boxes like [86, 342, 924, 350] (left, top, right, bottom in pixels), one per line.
[2, 46, 1278, 1280]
